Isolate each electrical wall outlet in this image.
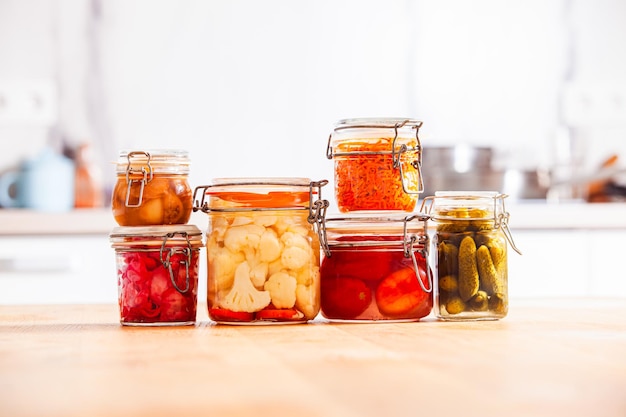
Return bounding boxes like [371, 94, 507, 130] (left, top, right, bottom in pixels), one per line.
[0, 79, 57, 126]
[561, 82, 626, 127]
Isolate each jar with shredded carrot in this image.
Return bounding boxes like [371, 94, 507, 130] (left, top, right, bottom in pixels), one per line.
[326, 118, 424, 212]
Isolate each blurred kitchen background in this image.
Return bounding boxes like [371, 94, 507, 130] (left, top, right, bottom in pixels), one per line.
[1, 0, 625, 209]
[2, 0, 626, 304]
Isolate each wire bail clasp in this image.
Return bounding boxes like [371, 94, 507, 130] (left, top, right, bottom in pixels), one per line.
[307, 180, 330, 257]
[125, 151, 154, 208]
[160, 232, 192, 293]
[403, 214, 432, 293]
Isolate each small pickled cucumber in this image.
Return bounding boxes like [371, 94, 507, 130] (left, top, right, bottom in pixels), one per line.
[438, 274, 458, 293]
[469, 290, 489, 311]
[445, 296, 466, 315]
[458, 236, 479, 301]
[476, 245, 501, 295]
[489, 243, 507, 274]
[488, 293, 507, 314]
[438, 241, 459, 276]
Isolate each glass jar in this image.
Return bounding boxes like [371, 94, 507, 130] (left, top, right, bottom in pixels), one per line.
[111, 150, 193, 226]
[110, 225, 203, 326]
[421, 191, 521, 321]
[326, 118, 424, 212]
[193, 178, 329, 324]
[319, 212, 432, 322]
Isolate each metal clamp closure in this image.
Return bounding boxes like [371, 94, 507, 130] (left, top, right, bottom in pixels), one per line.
[403, 214, 432, 293]
[160, 232, 192, 293]
[125, 151, 153, 208]
[307, 180, 330, 257]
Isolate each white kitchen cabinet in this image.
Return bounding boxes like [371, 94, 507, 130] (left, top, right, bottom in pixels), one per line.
[508, 230, 591, 298]
[587, 230, 626, 297]
[0, 234, 118, 304]
[508, 228, 626, 298]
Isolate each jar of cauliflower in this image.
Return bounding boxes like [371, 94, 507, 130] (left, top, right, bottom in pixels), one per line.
[421, 191, 521, 321]
[193, 178, 329, 324]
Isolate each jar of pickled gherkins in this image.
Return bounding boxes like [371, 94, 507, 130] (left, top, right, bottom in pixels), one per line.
[110, 225, 203, 326]
[319, 212, 432, 322]
[421, 191, 521, 321]
[111, 150, 193, 226]
[326, 118, 424, 212]
[193, 178, 329, 324]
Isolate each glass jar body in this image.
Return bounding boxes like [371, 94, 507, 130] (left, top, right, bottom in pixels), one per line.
[110, 226, 203, 326]
[111, 150, 193, 226]
[206, 210, 321, 324]
[429, 192, 509, 320]
[320, 245, 432, 322]
[319, 213, 432, 322]
[327, 118, 423, 212]
[196, 178, 328, 324]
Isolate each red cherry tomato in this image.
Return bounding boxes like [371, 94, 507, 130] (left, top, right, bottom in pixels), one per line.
[209, 308, 254, 322]
[320, 277, 372, 320]
[375, 264, 432, 319]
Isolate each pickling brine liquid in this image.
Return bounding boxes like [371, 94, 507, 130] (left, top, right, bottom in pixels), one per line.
[434, 223, 508, 320]
[112, 175, 193, 226]
[320, 246, 432, 322]
[205, 210, 321, 324]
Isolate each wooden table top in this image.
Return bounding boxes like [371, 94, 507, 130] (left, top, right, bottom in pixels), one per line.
[1, 298, 625, 417]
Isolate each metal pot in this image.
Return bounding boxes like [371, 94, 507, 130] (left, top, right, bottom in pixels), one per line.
[421, 145, 503, 197]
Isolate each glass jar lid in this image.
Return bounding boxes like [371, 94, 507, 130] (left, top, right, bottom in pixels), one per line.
[322, 211, 429, 252]
[110, 224, 203, 249]
[193, 177, 329, 211]
[420, 191, 522, 255]
[327, 118, 423, 158]
[115, 149, 190, 175]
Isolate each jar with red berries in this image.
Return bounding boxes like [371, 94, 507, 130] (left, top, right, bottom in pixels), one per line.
[110, 225, 204, 326]
[319, 212, 433, 322]
[111, 150, 193, 226]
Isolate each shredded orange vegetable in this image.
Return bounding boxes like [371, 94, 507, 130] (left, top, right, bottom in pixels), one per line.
[334, 137, 420, 212]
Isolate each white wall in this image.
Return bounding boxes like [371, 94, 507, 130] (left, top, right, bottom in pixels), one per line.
[1, 0, 625, 208]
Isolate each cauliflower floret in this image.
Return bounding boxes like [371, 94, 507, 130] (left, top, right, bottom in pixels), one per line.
[220, 261, 271, 313]
[286, 224, 311, 237]
[296, 265, 320, 286]
[254, 215, 278, 227]
[280, 232, 313, 270]
[282, 247, 310, 270]
[250, 262, 269, 289]
[259, 229, 282, 262]
[273, 215, 297, 236]
[264, 272, 297, 309]
[223, 223, 265, 257]
[210, 216, 230, 242]
[267, 258, 284, 276]
[281, 231, 312, 251]
[295, 283, 319, 319]
[231, 216, 253, 227]
[210, 247, 246, 291]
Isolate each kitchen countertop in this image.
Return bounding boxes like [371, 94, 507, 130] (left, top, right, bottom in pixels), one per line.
[1, 298, 625, 417]
[2, 202, 626, 235]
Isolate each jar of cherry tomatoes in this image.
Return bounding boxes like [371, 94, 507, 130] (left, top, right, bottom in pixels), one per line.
[112, 150, 193, 226]
[193, 178, 329, 324]
[110, 225, 203, 326]
[326, 118, 424, 212]
[319, 212, 433, 322]
[421, 191, 521, 321]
